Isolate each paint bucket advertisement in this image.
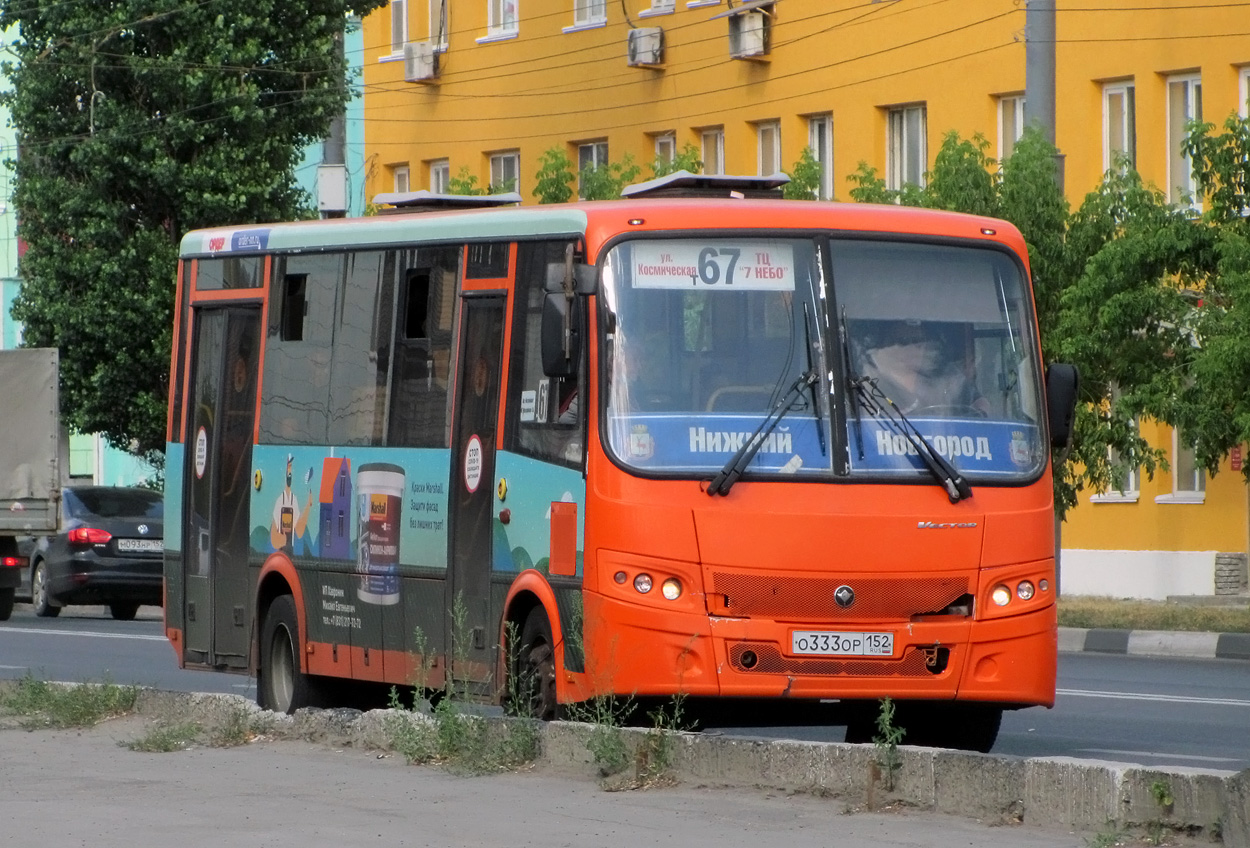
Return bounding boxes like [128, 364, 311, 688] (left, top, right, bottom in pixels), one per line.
[356, 463, 404, 605]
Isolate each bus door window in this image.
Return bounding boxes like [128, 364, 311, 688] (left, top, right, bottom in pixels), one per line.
[509, 241, 585, 467]
[389, 247, 459, 448]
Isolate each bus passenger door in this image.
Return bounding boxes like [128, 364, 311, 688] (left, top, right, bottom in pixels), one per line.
[447, 295, 505, 690]
[183, 307, 261, 669]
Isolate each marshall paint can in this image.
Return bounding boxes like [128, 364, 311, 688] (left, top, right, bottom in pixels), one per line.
[356, 463, 404, 605]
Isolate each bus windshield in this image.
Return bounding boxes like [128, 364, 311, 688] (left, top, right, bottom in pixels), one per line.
[601, 236, 1046, 484]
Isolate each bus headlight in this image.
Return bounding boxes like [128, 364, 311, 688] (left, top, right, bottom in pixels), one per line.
[634, 573, 653, 594]
[661, 578, 682, 600]
[1017, 581, 1035, 601]
[991, 585, 1012, 607]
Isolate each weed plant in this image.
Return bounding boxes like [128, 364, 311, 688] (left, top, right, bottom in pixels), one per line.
[872, 697, 905, 792]
[0, 675, 137, 729]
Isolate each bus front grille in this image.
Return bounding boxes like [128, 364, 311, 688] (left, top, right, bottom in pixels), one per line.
[709, 573, 969, 621]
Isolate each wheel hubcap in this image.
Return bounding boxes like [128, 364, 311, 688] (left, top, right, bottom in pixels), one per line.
[269, 624, 295, 713]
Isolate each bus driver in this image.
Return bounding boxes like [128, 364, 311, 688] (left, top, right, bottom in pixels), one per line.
[860, 320, 990, 417]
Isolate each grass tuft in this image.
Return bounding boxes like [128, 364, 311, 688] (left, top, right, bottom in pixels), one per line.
[0, 675, 137, 729]
[1058, 596, 1250, 633]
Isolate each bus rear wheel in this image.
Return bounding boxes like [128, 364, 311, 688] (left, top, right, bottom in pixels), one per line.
[259, 594, 317, 714]
[510, 607, 558, 720]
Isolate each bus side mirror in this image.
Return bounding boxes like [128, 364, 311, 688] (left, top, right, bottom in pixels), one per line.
[1045, 363, 1079, 449]
[541, 293, 581, 378]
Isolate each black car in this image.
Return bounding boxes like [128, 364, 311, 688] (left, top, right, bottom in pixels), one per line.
[19, 487, 164, 620]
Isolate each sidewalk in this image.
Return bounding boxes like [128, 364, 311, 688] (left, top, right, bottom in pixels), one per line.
[1059, 626, 1250, 660]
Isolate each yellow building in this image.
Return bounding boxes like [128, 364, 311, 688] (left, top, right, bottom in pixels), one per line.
[360, 0, 1250, 598]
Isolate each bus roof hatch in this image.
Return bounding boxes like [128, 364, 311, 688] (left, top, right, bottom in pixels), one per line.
[372, 190, 523, 214]
[620, 170, 790, 199]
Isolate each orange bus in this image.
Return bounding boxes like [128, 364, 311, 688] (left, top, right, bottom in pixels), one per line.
[164, 173, 1077, 752]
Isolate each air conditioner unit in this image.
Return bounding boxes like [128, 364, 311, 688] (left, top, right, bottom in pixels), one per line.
[626, 27, 664, 67]
[403, 41, 439, 83]
[729, 10, 769, 60]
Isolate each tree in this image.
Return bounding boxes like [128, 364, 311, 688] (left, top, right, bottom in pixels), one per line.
[579, 153, 641, 201]
[447, 165, 487, 196]
[1, 0, 386, 456]
[782, 147, 822, 201]
[533, 147, 575, 204]
[650, 142, 702, 179]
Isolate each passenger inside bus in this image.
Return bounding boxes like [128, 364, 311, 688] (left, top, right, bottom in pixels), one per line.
[859, 320, 990, 418]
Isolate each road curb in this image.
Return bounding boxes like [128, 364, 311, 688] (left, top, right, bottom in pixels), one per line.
[111, 689, 1249, 846]
[1059, 627, 1250, 661]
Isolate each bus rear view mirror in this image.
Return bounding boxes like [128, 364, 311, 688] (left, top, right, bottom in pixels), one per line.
[1045, 363, 1079, 449]
[545, 262, 596, 295]
[541, 293, 582, 378]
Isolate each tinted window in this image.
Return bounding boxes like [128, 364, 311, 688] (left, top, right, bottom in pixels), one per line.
[66, 488, 164, 519]
[196, 257, 264, 290]
[327, 251, 394, 445]
[389, 247, 459, 447]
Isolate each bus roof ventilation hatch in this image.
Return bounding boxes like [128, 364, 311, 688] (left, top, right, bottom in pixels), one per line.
[620, 170, 790, 200]
[372, 190, 523, 214]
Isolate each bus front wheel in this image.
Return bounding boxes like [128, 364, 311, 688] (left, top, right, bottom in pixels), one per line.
[510, 606, 558, 720]
[259, 594, 316, 714]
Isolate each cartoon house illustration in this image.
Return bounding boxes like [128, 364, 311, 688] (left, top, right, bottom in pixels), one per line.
[319, 457, 353, 560]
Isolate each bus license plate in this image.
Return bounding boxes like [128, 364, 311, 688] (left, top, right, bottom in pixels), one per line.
[791, 631, 894, 657]
[116, 538, 163, 553]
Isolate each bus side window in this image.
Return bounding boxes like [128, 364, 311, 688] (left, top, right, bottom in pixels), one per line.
[507, 241, 584, 467]
[327, 250, 391, 446]
[389, 247, 458, 448]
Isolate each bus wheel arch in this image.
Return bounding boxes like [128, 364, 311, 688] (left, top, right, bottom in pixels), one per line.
[502, 585, 560, 720]
[254, 562, 320, 714]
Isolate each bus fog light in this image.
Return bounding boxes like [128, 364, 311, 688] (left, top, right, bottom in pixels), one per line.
[634, 573, 653, 594]
[991, 585, 1012, 606]
[1017, 581, 1035, 601]
[661, 578, 682, 600]
[614, 571, 627, 584]
[1039, 579, 1049, 592]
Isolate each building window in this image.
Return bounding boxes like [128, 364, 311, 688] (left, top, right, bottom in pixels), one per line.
[393, 165, 410, 193]
[1167, 74, 1203, 207]
[577, 141, 609, 198]
[1103, 82, 1136, 171]
[428, 0, 448, 48]
[701, 128, 724, 175]
[808, 114, 833, 200]
[490, 151, 520, 192]
[1174, 428, 1206, 495]
[654, 133, 676, 165]
[642, 0, 675, 14]
[998, 95, 1025, 161]
[1241, 66, 1250, 117]
[756, 121, 780, 176]
[429, 159, 450, 193]
[573, 0, 606, 26]
[887, 104, 926, 190]
[488, 0, 518, 36]
[391, 0, 407, 53]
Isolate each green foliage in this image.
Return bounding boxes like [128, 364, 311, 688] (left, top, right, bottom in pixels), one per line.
[447, 166, 487, 196]
[579, 153, 642, 201]
[651, 142, 702, 179]
[846, 162, 895, 204]
[534, 147, 576, 204]
[126, 721, 203, 752]
[124, 700, 271, 751]
[922, 132, 1000, 217]
[782, 146, 822, 201]
[0, 675, 137, 729]
[0, 0, 386, 455]
[567, 694, 635, 778]
[871, 697, 905, 792]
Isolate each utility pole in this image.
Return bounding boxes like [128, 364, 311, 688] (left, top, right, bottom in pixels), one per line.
[1024, 0, 1056, 145]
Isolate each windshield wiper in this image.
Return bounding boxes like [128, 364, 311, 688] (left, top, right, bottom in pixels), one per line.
[839, 307, 865, 461]
[848, 377, 973, 504]
[706, 369, 819, 497]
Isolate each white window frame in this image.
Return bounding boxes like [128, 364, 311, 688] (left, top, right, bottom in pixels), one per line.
[701, 128, 724, 176]
[486, 0, 519, 38]
[1155, 426, 1206, 504]
[640, 0, 676, 17]
[1241, 66, 1250, 118]
[489, 151, 520, 192]
[577, 141, 609, 199]
[1166, 73, 1203, 208]
[1090, 431, 1140, 504]
[998, 94, 1025, 161]
[808, 114, 833, 200]
[428, 0, 448, 49]
[756, 121, 781, 177]
[886, 104, 926, 190]
[429, 159, 450, 193]
[572, 0, 607, 28]
[653, 133, 676, 165]
[1102, 81, 1136, 172]
[393, 165, 410, 194]
[390, 0, 408, 54]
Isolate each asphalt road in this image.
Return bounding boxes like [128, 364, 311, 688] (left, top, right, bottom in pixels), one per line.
[3, 603, 1249, 770]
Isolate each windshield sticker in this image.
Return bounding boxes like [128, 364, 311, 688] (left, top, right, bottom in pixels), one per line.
[849, 419, 1044, 477]
[632, 240, 796, 291]
[520, 390, 536, 422]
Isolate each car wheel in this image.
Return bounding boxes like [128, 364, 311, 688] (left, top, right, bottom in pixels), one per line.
[109, 602, 140, 621]
[31, 560, 60, 618]
[0, 587, 13, 621]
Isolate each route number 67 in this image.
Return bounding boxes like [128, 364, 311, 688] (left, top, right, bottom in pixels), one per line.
[696, 247, 741, 285]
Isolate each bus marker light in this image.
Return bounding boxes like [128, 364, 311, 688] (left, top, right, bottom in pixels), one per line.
[634, 574, 653, 594]
[991, 585, 1011, 606]
[1039, 579, 1049, 592]
[661, 578, 682, 600]
[628, 218, 645, 226]
[614, 571, 627, 584]
[1017, 581, 1035, 601]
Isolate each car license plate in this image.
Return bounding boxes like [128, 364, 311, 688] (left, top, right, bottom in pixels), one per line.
[116, 538, 163, 553]
[791, 631, 894, 657]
